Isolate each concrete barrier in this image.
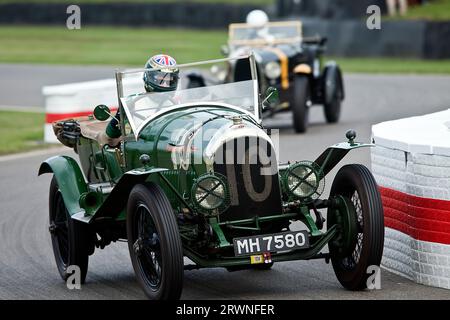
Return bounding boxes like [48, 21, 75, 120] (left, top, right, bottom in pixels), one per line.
[371, 110, 450, 290]
[42, 77, 141, 143]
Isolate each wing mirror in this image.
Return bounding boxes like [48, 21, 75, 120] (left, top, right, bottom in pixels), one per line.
[262, 87, 279, 108]
[93, 104, 112, 121]
[220, 45, 230, 56]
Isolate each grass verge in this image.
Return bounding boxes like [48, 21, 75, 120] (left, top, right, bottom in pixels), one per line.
[0, 110, 48, 155]
[396, 0, 450, 21]
[1, 26, 450, 74]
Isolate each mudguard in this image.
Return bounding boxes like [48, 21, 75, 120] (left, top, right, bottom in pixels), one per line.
[39, 157, 168, 224]
[323, 61, 345, 105]
[314, 141, 373, 177]
[90, 167, 168, 222]
[38, 155, 88, 217]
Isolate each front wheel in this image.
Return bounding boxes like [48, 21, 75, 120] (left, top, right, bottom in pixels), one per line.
[327, 164, 384, 290]
[127, 183, 184, 300]
[323, 84, 342, 123]
[291, 76, 311, 133]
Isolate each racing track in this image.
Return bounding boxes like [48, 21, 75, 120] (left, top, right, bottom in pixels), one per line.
[1, 64, 450, 299]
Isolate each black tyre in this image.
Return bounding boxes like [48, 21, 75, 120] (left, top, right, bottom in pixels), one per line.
[324, 81, 342, 123]
[292, 76, 311, 133]
[327, 164, 384, 290]
[127, 183, 184, 300]
[49, 176, 90, 283]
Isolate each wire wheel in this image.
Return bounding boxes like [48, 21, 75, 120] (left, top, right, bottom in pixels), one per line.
[50, 189, 69, 266]
[48, 176, 90, 283]
[339, 192, 364, 271]
[133, 204, 163, 290]
[327, 164, 384, 290]
[127, 183, 184, 300]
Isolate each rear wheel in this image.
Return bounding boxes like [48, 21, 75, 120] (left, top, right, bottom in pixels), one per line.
[327, 165, 384, 290]
[49, 176, 90, 283]
[292, 76, 311, 133]
[127, 183, 184, 300]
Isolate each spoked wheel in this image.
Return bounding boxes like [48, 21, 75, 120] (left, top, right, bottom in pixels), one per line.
[49, 176, 90, 283]
[127, 183, 184, 300]
[292, 76, 311, 133]
[327, 164, 384, 290]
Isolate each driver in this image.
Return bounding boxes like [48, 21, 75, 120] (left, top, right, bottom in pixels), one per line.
[245, 10, 274, 43]
[106, 54, 179, 139]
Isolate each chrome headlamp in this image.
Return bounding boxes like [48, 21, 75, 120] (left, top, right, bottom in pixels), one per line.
[283, 161, 324, 201]
[191, 173, 230, 214]
[264, 61, 281, 79]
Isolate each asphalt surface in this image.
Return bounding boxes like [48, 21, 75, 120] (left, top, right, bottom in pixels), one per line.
[1, 64, 450, 299]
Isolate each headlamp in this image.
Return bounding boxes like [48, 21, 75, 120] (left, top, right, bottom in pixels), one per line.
[192, 173, 230, 214]
[265, 61, 281, 79]
[283, 161, 324, 200]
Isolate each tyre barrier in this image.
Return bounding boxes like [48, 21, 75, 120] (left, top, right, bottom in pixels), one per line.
[371, 109, 450, 290]
[42, 77, 141, 143]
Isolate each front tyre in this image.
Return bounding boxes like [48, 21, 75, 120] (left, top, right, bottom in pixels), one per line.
[323, 81, 342, 123]
[127, 183, 184, 300]
[49, 176, 90, 283]
[327, 165, 384, 290]
[292, 76, 311, 133]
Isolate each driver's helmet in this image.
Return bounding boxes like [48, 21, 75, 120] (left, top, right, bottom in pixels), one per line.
[143, 54, 179, 92]
[246, 10, 269, 27]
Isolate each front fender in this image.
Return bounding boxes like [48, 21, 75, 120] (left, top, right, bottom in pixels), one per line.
[89, 167, 168, 223]
[38, 156, 88, 217]
[323, 61, 345, 104]
[314, 141, 374, 177]
[293, 63, 312, 75]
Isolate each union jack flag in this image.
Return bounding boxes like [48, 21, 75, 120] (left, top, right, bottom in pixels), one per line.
[152, 54, 177, 67]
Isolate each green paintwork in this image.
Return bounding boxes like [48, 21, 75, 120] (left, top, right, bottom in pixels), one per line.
[209, 217, 231, 248]
[93, 104, 111, 121]
[328, 196, 358, 257]
[38, 155, 88, 217]
[183, 225, 338, 268]
[40, 95, 369, 268]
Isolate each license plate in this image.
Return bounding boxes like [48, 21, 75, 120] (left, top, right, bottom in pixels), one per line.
[233, 230, 309, 256]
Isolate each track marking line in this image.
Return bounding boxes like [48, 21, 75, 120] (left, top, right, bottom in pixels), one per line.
[0, 146, 67, 162]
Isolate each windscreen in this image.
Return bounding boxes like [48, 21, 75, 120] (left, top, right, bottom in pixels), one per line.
[117, 56, 259, 137]
[121, 80, 257, 134]
[229, 22, 302, 47]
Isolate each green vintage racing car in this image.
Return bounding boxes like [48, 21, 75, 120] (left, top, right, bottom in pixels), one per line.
[39, 55, 383, 300]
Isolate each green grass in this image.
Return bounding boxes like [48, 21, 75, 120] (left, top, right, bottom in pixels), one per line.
[0, 0, 273, 4]
[397, 0, 450, 21]
[1, 26, 450, 74]
[0, 111, 46, 155]
[0, 26, 228, 66]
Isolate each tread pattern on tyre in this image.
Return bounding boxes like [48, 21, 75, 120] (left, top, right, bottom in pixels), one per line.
[49, 176, 89, 284]
[328, 164, 384, 290]
[127, 182, 184, 300]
